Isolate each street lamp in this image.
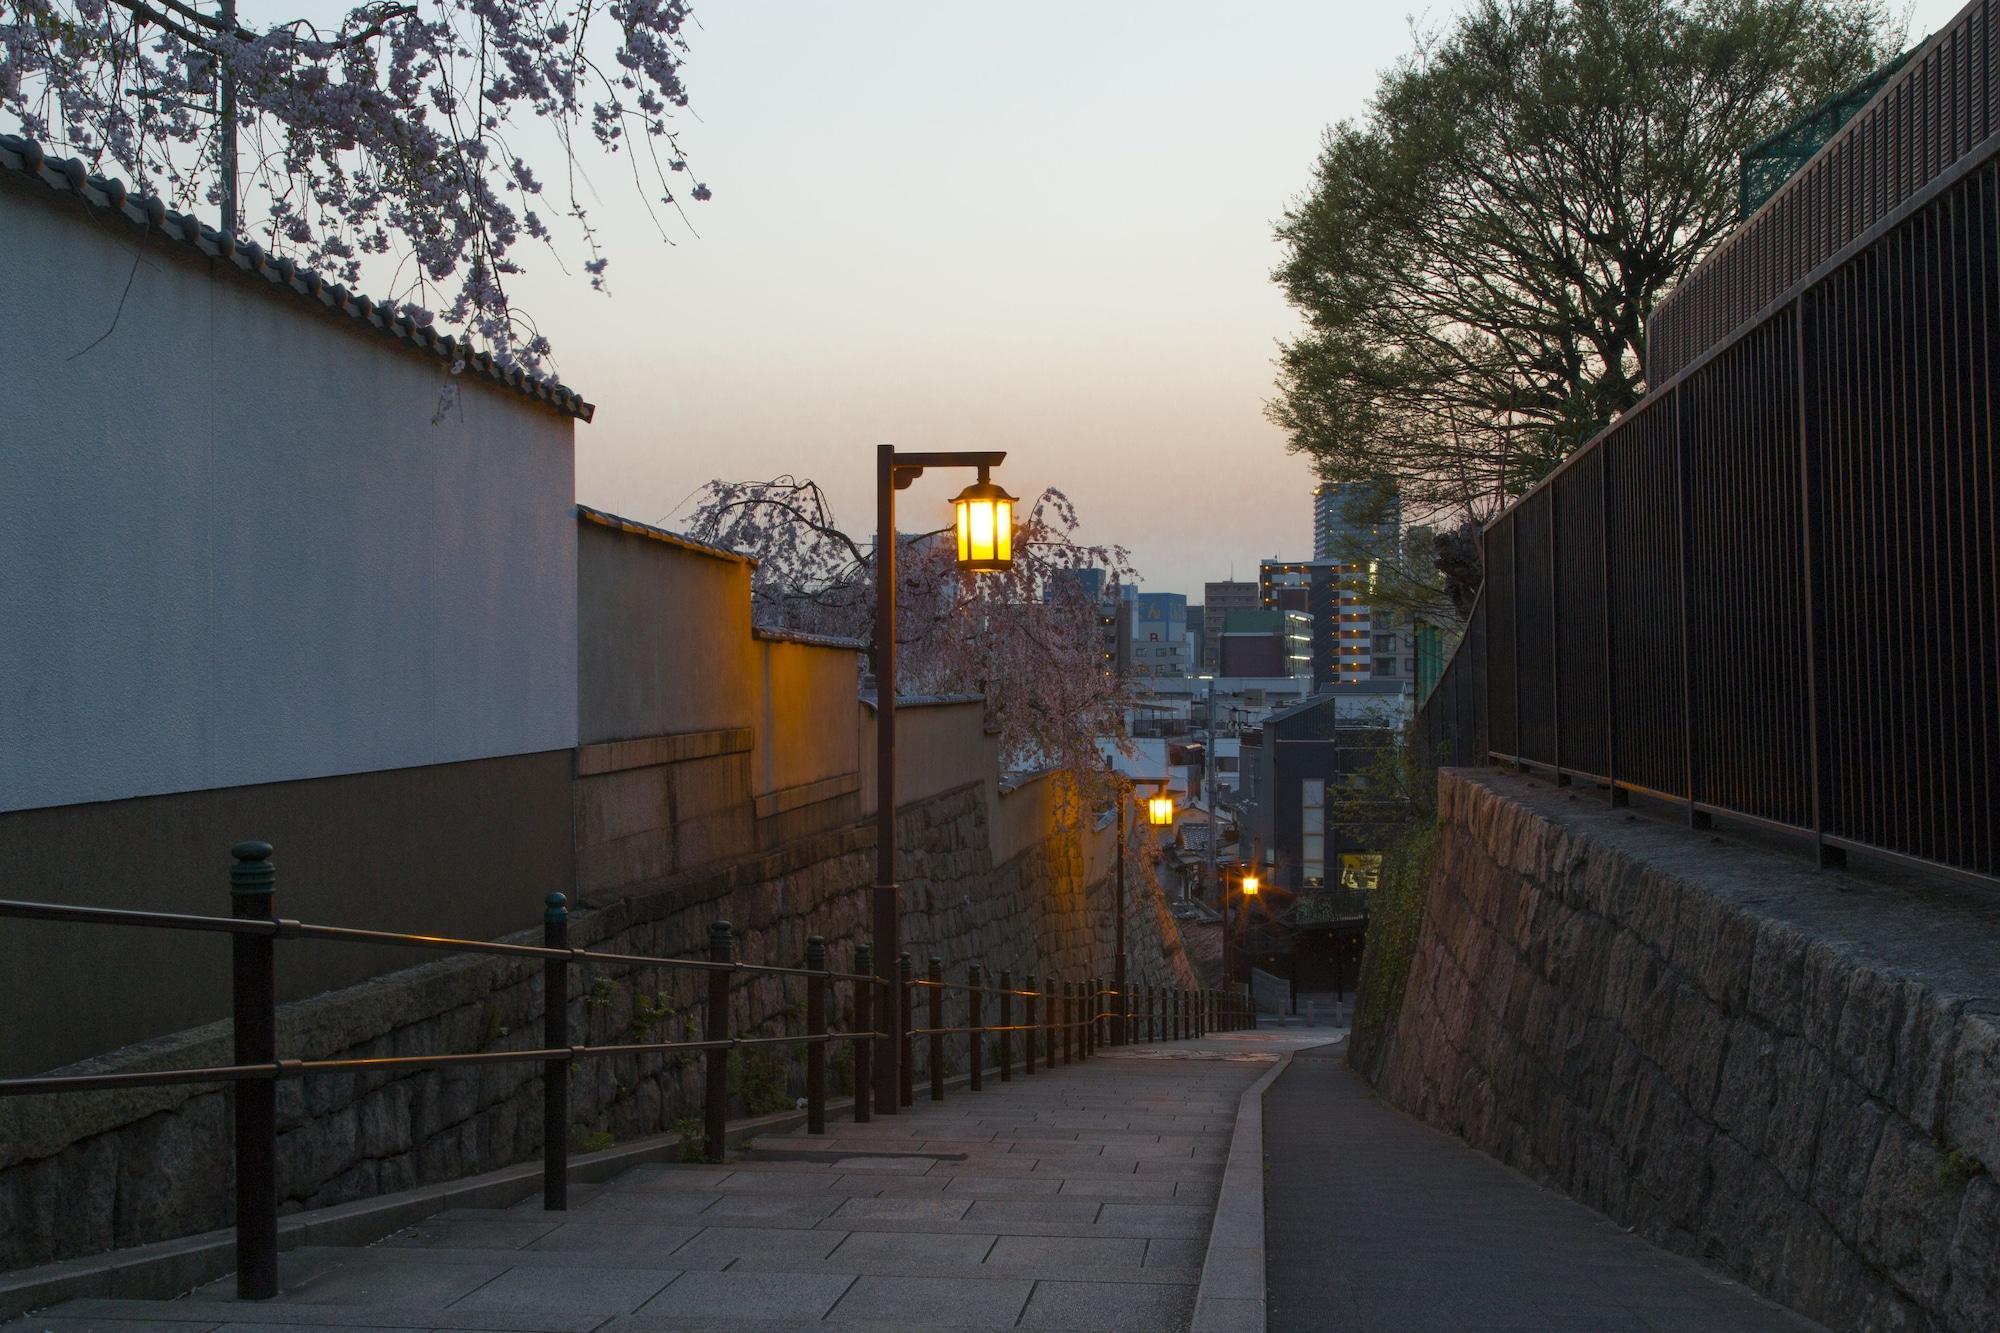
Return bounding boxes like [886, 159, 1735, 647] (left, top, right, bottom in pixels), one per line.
[951, 470, 1017, 570]
[1111, 767, 1174, 1047]
[872, 446, 1014, 1114]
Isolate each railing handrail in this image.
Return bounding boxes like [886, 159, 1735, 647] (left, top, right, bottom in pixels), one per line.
[3, 851, 1249, 1304]
[0, 897, 877, 983]
[1648, 3, 1996, 381]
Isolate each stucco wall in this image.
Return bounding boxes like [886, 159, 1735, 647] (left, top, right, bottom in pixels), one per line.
[0, 179, 579, 815]
[1372, 769, 1999, 1332]
[575, 515, 754, 746]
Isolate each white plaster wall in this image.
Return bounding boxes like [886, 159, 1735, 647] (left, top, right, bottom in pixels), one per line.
[0, 184, 579, 812]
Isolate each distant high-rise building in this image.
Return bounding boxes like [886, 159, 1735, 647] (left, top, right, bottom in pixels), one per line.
[1047, 566, 1107, 604]
[1218, 608, 1311, 679]
[1129, 592, 1190, 681]
[1202, 581, 1260, 672]
[1314, 480, 1402, 563]
[1187, 604, 1205, 671]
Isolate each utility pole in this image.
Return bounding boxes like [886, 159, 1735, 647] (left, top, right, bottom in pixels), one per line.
[218, 0, 238, 232]
[1206, 679, 1223, 979]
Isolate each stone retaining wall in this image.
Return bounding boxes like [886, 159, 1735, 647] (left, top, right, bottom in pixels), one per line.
[1373, 769, 1997, 1332]
[0, 783, 1197, 1272]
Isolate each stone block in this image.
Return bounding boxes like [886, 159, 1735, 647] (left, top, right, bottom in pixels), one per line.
[1855, 1116, 1962, 1305]
[1942, 1008, 2000, 1174]
[1944, 1175, 2000, 1330]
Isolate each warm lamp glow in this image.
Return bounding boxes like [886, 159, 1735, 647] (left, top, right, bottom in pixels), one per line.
[952, 474, 1017, 572]
[1146, 793, 1175, 827]
[1240, 874, 1261, 897]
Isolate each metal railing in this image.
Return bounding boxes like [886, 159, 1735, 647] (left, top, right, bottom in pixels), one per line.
[0, 842, 1248, 1299]
[1417, 107, 2000, 894]
[1649, 0, 2000, 382]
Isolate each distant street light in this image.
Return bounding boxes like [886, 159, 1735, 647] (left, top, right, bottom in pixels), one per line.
[1226, 868, 1260, 983]
[872, 447, 1013, 1113]
[1112, 768, 1175, 1046]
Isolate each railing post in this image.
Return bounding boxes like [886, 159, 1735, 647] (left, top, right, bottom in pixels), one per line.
[1098, 974, 1110, 1051]
[1603, 431, 1627, 807]
[968, 962, 983, 1092]
[704, 921, 732, 1163]
[806, 935, 827, 1135]
[1022, 974, 1036, 1075]
[898, 953, 914, 1108]
[853, 944, 874, 1124]
[1674, 391, 1711, 829]
[230, 841, 279, 1301]
[1794, 297, 1843, 869]
[542, 892, 570, 1211]
[928, 957, 945, 1101]
[998, 969, 1013, 1082]
[1083, 978, 1095, 1059]
[1062, 982, 1074, 1065]
[1042, 975, 1056, 1070]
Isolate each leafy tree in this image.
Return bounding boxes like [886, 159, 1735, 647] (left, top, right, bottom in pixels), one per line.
[2, 0, 709, 365]
[1270, 0, 1897, 527]
[684, 478, 1138, 783]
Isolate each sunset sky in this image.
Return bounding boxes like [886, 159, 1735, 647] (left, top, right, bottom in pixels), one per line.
[513, 0, 1960, 598]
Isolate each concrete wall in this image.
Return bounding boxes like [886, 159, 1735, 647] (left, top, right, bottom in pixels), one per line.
[1372, 769, 1999, 1332]
[0, 177, 578, 815]
[0, 752, 573, 1076]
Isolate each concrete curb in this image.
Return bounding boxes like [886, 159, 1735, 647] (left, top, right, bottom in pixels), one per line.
[1188, 1042, 1298, 1333]
[0, 1081, 973, 1322]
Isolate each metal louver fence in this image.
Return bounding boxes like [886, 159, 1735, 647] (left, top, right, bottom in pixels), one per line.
[1650, 0, 2000, 383]
[1416, 99, 2000, 892]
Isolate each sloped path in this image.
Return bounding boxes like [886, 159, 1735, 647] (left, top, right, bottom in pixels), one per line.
[1263, 1044, 1829, 1333]
[10, 1033, 1317, 1332]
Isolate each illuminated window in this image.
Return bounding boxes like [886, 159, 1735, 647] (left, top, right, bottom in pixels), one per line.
[1339, 853, 1382, 891]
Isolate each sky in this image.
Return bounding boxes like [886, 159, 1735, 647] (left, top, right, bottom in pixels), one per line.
[503, 0, 1965, 599]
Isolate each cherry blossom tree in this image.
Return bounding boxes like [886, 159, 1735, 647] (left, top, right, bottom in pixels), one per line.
[684, 477, 1140, 784]
[1, 0, 708, 366]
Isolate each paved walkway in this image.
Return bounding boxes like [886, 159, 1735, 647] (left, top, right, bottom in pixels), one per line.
[1263, 1042, 1827, 1333]
[11, 1033, 1318, 1332]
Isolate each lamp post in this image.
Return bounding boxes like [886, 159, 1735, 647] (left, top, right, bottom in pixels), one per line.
[1226, 868, 1260, 985]
[872, 446, 1016, 1113]
[1110, 767, 1175, 1046]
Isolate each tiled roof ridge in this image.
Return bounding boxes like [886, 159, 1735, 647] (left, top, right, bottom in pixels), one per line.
[0, 134, 594, 423]
[575, 504, 755, 565]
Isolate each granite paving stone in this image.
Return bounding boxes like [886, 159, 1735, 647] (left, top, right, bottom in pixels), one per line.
[446, 1266, 677, 1318]
[633, 1272, 857, 1321]
[1017, 1278, 1197, 1330]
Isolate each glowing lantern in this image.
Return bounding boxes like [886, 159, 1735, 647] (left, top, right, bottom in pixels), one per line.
[1146, 793, 1175, 827]
[1240, 873, 1261, 897]
[951, 471, 1017, 571]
